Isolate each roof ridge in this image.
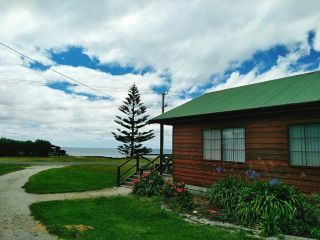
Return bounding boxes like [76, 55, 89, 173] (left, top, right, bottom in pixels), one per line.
[206, 70, 320, 95]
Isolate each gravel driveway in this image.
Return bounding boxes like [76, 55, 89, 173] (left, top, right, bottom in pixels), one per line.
[0, 165, 131, 240]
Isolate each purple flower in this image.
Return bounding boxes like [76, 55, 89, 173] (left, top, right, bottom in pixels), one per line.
[216, 166, 225, 173]
[269, 179, 280, 187]
[245, 169, 260, 179]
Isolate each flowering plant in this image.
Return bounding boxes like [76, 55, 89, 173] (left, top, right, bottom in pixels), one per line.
[132, 172, 164, 197]
[162, 182, 193, 211]
[244, 168, 260, 179]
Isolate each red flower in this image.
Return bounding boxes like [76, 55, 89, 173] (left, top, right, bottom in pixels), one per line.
[177, 187, 182, 193]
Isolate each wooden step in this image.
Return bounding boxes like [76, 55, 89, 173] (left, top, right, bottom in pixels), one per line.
[121, 181, 133, 187]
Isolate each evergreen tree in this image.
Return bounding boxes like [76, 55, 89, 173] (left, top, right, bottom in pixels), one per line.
[112, 84, 154, 157]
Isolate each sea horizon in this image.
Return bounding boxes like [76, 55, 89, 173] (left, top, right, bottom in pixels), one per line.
[63, 147, 172, 158]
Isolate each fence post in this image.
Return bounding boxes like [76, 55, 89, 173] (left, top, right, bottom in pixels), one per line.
[117, 167, 120, 186]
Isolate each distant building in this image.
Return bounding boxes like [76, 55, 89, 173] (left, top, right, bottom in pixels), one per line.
[49, 145, 67, 157]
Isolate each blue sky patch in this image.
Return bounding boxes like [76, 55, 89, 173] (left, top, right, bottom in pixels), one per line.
[290, 31, 320, 71]
[47, 81, 77, 94]
[48, 46, 154, 76]
[47, 81, 109, 101]
[225, 44, 289, 77]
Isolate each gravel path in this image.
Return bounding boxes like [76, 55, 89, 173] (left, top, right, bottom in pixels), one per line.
[0, 165, 131, 240]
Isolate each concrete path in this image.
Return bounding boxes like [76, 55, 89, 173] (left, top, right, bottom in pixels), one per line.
[0, 166, 131, 240]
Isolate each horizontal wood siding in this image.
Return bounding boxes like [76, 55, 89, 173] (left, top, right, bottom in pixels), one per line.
[172, 110, 320, 193]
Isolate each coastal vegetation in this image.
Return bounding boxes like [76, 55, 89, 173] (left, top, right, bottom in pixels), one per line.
[0, 138, 64, 157]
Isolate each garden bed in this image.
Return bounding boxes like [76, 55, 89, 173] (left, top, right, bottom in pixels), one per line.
[132, 172, 320, 239]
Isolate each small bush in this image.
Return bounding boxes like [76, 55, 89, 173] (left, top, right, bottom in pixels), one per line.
[311, 192, 320, 209]
[207, 177, 320, 237]
[237, 181, 305, 236]
[132, 173, 164, 197]
[207, 177, 245, 210]
[162, 182, 194, 211]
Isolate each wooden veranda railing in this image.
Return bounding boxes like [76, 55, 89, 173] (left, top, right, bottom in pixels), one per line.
[116, 153, 173, 186]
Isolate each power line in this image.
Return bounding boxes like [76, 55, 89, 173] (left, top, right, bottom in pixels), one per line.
[0, 78, 182, 95]
[0, 104, 162, 111]
[0, 42, 118, 100]
[0, 80, 161, 95]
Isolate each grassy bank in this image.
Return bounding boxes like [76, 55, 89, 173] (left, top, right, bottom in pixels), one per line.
[0, 164, 27, 176]
[31, 196, 253, 240]
[23, 165, 118, 193]
[0, 156, 127, 163]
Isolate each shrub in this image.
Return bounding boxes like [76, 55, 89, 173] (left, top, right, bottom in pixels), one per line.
[132, 173, 164, 197]
[237, 180, 305, 236]
[207, 177, 320, 237]
[311, 192, 320, 209]
[162, 182, 194, 211]
[207, 177, 245, 210]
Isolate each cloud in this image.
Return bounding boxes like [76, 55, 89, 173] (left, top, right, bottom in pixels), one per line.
[0, 0, 320, 149]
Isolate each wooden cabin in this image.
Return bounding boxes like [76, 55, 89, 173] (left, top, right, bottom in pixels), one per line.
[150, 71, 320, 193]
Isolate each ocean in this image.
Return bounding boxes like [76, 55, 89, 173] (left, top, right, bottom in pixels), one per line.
[63, 147, 172, 158]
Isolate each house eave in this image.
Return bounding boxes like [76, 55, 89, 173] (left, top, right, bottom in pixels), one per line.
[149, 101, 320, 125]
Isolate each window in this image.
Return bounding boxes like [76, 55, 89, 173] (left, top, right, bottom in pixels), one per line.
[203, 129, 221, 160]
[223, 128, 245, 162]
[289, 124, 320, 167]
[203, 128, 245, 162]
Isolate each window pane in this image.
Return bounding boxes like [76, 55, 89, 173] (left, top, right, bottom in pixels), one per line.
[211, 130, 221, 139]
[203, 149, 210, 160]
[289, 124, 320, 167]
[289, 125, 305, 138]
[203, 129, 221, 160]
[290, 151, 304, 166]
[203, 130, 212, 140]
[223, 129, 233, 139]
[222, 128, 245, 163]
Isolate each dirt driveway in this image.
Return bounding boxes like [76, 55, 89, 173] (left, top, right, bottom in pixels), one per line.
[0, 165, 130, 240]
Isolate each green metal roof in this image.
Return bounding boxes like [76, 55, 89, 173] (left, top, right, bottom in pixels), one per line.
[151, 71, 320, 123]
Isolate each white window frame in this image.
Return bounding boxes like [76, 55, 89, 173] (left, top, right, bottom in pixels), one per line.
[203, 128, 245, 163]
[289, 123, 320, 167]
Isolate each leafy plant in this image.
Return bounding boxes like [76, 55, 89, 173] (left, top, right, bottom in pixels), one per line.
[132, 173, 164, 197]
[236, 181, 305, 236]
[162, 182, 194, 211]
[311, 192, 320, 209]
[207, 177, 245, 210]
[207, 177, 320, 237]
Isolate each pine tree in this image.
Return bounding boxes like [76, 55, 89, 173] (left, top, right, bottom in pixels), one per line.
[112, 84, 155, 157]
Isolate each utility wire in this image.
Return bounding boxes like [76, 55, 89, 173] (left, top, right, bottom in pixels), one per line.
[0, 42, 118, 100]
[0, 80, 165, 95]
[0, 78, 182, 95]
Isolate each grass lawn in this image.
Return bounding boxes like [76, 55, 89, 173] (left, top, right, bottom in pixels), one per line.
[30, 196, 253, 240]
[0, 164, 27, 176]
[23, 165, 118, 193]
[0, 156, 127, 163]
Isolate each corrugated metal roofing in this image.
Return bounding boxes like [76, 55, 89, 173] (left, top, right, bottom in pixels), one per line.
[151, 71, 320, 122]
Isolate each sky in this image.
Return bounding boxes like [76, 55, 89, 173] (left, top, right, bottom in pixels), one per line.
[0, 0, 320, 149]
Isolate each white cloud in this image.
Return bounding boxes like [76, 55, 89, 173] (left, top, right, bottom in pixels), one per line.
[0, 0, 320, 149]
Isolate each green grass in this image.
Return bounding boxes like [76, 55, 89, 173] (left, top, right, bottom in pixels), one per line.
[0, 164, 27, 176]
[23, 165, 118, 193]
[0, 156, 127, 163]
[30, 196, 253, 240]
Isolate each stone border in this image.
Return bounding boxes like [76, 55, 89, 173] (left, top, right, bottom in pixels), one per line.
[180, 212, 316, 240]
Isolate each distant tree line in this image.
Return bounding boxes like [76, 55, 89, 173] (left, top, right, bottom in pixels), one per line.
[0, 138, 65, 157]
